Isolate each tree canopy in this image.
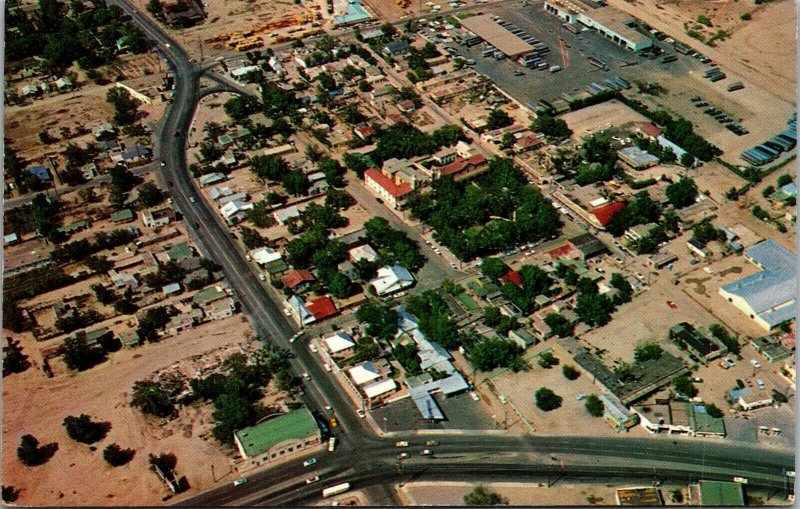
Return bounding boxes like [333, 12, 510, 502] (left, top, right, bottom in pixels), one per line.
[535, 387, 562, 411]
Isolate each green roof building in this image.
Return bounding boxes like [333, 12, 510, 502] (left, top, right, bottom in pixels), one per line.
[110, 209, 135, 223]
[694, 481, 745, 506]
[192, 286, 227, 307]
[167, 243, 194, 261]
[233, 408, 321, 466]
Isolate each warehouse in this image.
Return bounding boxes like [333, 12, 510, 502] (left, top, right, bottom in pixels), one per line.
[719, 240, 796, 330]
[233, 408, 321, 468]
[543, 1, 652, 51]
[460, 15, 535, 59]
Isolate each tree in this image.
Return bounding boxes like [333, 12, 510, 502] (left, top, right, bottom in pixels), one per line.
[3, 337, 30, 376]
[672, 374, 697, 398]
[148, 452, 177, 474]
[325, 189, 355, 210]
[131, 380, 174, 417]
[282, 170, 309, 196]
[575, 293, 612, 327]
[327, 271, 355, 298]
[487, 109, 513, 130]
[61, 334, 105, 371]
[665, 177, 698, 208]
[483, 306, 502, 327]
[762, 185, 776, 198]
[103, 443, 135, 467]
[584, 394, 604, 417]
[777, 174, 793, 187]
[1, 485, 20, 503]
[562, 364, 580, 380]
[380, 21, 396, 38]
[531, 114, 572, 140]
[535, 387, 562, 411]
[137, 182, 164, 207]
[467, 338, 525, 372]
[245, 202, 277, 228]
[17, 435, 56, 466]
[480, 257, 508, 279]
[708, 323, 739, 355]
[239, 226, 268, 250]
[249, 155, 289, 182]
[704, 404, 723, 418]
[63, 414, 110, 444]
[609, 273, 632, 304]
[544, 313, 574, 338]
[500, 132, 515, 150]
[537, 351, 559, 369]
[356, 301, 399, 341]
[106, 87, 140, 125]
[634, 343, 663, 363]
[464, 485, 509, 506]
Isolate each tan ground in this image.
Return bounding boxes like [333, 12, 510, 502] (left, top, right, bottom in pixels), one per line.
[606, 0, 796, 103]
[400, 481, 623, 506]
[561, 99, 651, 141]
[2, 316, 256, 507]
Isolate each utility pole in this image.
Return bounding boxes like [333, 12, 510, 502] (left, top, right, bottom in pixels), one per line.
[211, 464, 215, 482]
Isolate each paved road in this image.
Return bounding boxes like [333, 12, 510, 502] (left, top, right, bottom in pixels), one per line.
[109, 1, 795, 506]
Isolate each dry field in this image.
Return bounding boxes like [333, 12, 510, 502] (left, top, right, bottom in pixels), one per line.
[560, 99, 651, 141]
[400, 480, 622, 506]
[607, 0, 796, 103]
[2, 316, 258, 506]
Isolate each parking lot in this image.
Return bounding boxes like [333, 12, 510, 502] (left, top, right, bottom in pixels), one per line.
[371, 392, 497, 433]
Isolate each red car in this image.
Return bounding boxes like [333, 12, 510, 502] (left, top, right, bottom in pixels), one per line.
[666, 301, 677, 309]
[173, 130, 180, 137]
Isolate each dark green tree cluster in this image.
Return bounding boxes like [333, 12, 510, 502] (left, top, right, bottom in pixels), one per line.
[103, 443, 135, 466]
[544, 313, 574, 338]
[3, 337, 31, 376]
[393, 342, 421, 375]
[609, 272, 633, 305]
[224, 95, 261, 121]
[355, 301, 399, 341]
[51, 228, 138, 264]
[408, 158, 560, 261]
[531, 114, 572, 141]
[63, 414, 110, 444]
[6, 193, 61, 241]
[17, 434, 58, 467]
[691, 220, 725, 248]
[371, 123, 464, 164]
[665, 177, 698, 208]
[573, 277, 614, 327]
[648, 110, 721, 163]
[574, 135, 619, 186]
[245, 202, 277, 228]
[464, 485, 509, 506]
[535, 387, 562, 411]
[605, 191, 662, 236]
[562, 364, 580, 380]
[708, 323, 740, 354]
[467, 337, 525, 372]
[584, 394, 604, 417]
[673, 374, 698, 398]
[634, 343, 664, 363]
[131, 380, 174, 418]
[537, 351, 559, 369]
[406, 291, 460, 349]
[106, 88, 140, 126]
[61, 334, 107, 371]
[136, 306, 175, 342]
[486, 109, 513, 130]
[499, 265, 553, 314]
[363, 217, 424, 271]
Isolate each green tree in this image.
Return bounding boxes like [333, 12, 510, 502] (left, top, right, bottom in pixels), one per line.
[584, 394, 604, 417]
[531, 114, 572, 140]
[130, 380, 174, 417]
[562, 364, 580, 380]
[245, 202, 277, 228]
[356, 301, 399, 341]
[1, 485, 20, 503]
[704, 404, 723, 418]
[574, 293, 612, 327]
[468, 338, 525, 372]
[665, 177, 698, 208]
[708, 323, 739, 354]
[500, 132, 515, 150]
[62, 414, 110, 444]
[483, 306, 502, 327]
[249, 155, 289, 182]
[106, 87, 140, 125]
[103, 443, 135, 466]
[239, 226, 268, 250]
[487, 109, 513, 130]
[137, 182, 164, 207]
[634, 343, 663, 362]
[17, 434, 56, 467]
[544, 313, 574, 338]
[480, 257, 508, 279]
[672, 374, 697, 398]
[777, 174, 793, 187]
[535, 387, 562, 411]
[61, 334, 105, 371]
[762, 185, 776, 198]
[282, 170, 309, 196]
[464, 485, 509, 506]
[3, 337, 31, 376]
[327, 271, 355, 298]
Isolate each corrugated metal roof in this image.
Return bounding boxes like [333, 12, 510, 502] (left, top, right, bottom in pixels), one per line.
[461, 15, 535, 57]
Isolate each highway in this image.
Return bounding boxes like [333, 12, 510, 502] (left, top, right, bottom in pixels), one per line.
[105, 0, 794, 505]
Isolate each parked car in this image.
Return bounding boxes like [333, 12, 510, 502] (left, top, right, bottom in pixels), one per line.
[469, 392, 480, 401]
[724, 358, 736, 368]
[757, 379, 766, 390]
[421, 449, 433, 456]
[357, 409, 366, 418]
[576, 393, 588, 401]
[736, 379, 745, 389]
[306, 476, 320, 484]
[233, 477, 248, 486]
[751, 359, 761, 369]
[397, 452, 410, 459]
[303, 458, 317, 467]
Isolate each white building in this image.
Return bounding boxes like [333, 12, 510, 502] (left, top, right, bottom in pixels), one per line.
[369, 265, 415, 296]
[348, 361, 382, 386]
[273, 205, 301, 225]
[220, 200, 253, 224]
[324, 332, 356, 356]
[250, 247, 282, 266]
[363, 378, 397, 400]
[349, 244, 378, 263]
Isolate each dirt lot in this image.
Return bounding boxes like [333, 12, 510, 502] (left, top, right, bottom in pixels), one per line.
[560, 100, 651, 141]
[606, 0, 795, 103]
[400, 480, 624, 506]
[2, 316, 258, 506]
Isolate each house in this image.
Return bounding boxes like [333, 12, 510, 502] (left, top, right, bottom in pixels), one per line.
[233, 408, 321, 468]
[220, 200, 253, 224]
[209, 186, 234, 201]
[599, 394, 638, 432]
[364, 168, 413, 209]
[119, 330, 141, 348]
[167, 242, 194, 261]
[499, 269, 522, 287]
[199, 173, 227, 187]
[349, 244, 378, 263]
[305, 295, 338, 322]
[568, 233, 607, 261]
[615, 487, 663, 506]
[455, 140, 474, 159]
[437, 153, 487, 179]
[273, 205, 301, 225]
[382, 40, 410, 56]
[624, 222, 659, 243]
[363, 378, 398, 402]
[669, 322, 727, 362]
[208, 297, 236, 320]
[353, 123, 376, 140]
[430, 147, 456, 166]
[283, 269, 316, 293]
[166, 308, 204, 335]
[686, 239, 710, 258]
[737, 391, 774, 411]
[4, 233, 19, 245]
[21, 83, 40, 97]
[92, 122, 115, 140]
[749, 336, 792, 363]
[348, 361, 382, 386]
[508, 328, 538, 349]
[324, 332, 356, 356]
[382, 158, 426, 189]
[80, 162, 98, 180]
[231, 65, 262, 81]
[110, 208, 135, 223]
[514, 134, 543, 154]
[370, 265, 415, 296]
[397, 99, 416, 113]
[162, 282, 182, 296]
[640, 123, 662, 140]
[141, 206, 176, 228]
[192, 285, 230, 312]
[55, 76, 74, 92]
[589, 201, 626, 229]
[287, 295, 314, 326]
[250, 247, 282, 266]
[633, 401, 725, 437]
[26, 165, 51, 183]
[110, 270, 139, 289]
[112, 145, 150, 164]
[617, 146, 659, 169]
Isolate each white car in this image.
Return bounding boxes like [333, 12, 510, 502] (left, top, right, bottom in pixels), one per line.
[306, 475, 320, 484]
[324, 363, 332, 372]
[310, 344, 318, 353]
[233, 477, 248, 486]
[302, 372, 310, 380]
[469, 392, 480, 401]
[751, 359, 761, 369]
[189, 196, 196, 203]
[303, 458, 317, 467]
[757, 379, 765, 390]
[397, 452, 410, 459]
[357, 409, 366, 418]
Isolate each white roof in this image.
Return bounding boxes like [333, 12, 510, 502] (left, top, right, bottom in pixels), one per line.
[369, 265, 414, 296]
[4, 233, 19, 243]
[324, 332, 356, 353]
[273, 205, 301, 223]
[220, 200, 253, 219]
[231, 65, 262, 77]
[250, 247, 282, 265]
[590, 197, 609, 207]
[209, 186, 234, 200]
[348, 361, 381, 385]
[349, 244, 378, 263]
[363, 378, 397, 399]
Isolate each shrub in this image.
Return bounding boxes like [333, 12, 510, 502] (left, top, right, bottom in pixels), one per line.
[584, 394, 604, 417]
[535, 387, 562, 411]
[103, 444, 136, 466]
[63, 414, 110, 444]
[562, 365, 580, 380]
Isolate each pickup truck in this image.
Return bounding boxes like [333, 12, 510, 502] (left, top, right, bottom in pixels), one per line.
[395, 441, 409, 447]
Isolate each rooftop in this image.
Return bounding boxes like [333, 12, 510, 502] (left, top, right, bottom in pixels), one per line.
[697, 481, 744, 506]
[234, 408, 319, 457]
[365, 168, 413, 198]
[585, 6, 650, 45]
[460, 15, 535, 57]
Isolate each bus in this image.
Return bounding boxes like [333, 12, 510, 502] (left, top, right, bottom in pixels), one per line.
[322, 483, 351, 498]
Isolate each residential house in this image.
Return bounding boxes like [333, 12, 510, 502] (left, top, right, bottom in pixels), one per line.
[110, 208, 135, 224]
[283, 269, 316, 293]
[669, 322, 728, 362]
[112, 145, 150, 164]
[220, 200, 253, 225]
[208, 297, 236, 320]
[349, 244, 378, 263]
[364, 168, 413, 209]
[141, 206, 176, 228]
[209, 186, 234, 201]
[305, 295, 338, 322]
[454, 140, 474, 159]
[369, 265, 415, 296]
[324, 332, 356, 357]
[55, 76, 74, 92]
[382, 40, 410, 56]
[250, 247, 282, 266]
[353, 123, 376, 140]
[397, 99, 416, 113]
[687, 239, 710, 258]
[26, 165, 51, 183]
[199, 173, 227, 187]
[192, 285, 230, 314]
[92, 122, 116, 140]
[508, 328, 538, 349]
[166, 308, 205, 335]
[437, 154, 487, 180]
[430, 147, 456, 165]
[624, 223, 659, 243]
[348, 361, 383, 386]
[274, 205, 301, 225]
[382, 158, 427, 189]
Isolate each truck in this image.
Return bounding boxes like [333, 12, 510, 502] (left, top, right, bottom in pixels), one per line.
[395, 441, 409, 447]
[727, 81, 744, 92]
[588, 56, 608, 71]
[328, 437, 337, 452]
[673, 42, 691, 54]
[549, 65, 562, 73]
[322, 483, 351, 498]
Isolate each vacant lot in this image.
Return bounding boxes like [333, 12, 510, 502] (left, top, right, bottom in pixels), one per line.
[401, 480, 621, 506]
[561, 100, 651, 142]
[2, 316, 254, 506]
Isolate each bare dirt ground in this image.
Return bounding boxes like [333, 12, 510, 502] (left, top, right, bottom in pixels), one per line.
[607, 0, 796, 103]
[400, 481, 622, 506]
[561, 99, 651, 141]
[2, 316, 255, 507]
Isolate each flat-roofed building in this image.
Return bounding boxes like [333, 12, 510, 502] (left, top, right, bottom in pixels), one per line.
[615, 487, 663, 506]
[688, 481, 745, 506]
[460, 15, 535, 58]
[599, 393, 638, 431]
[233, 408, 321, 468]
[618, 146, 659, 169]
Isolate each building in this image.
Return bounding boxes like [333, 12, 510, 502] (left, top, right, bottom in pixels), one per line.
[382, 40, 410, 56]
[273, 205, 301, 225]
[55, 76, 74, 92]
[460, 14, 535, 58]
[166, 308, 204, 335]
[250, 247, 282, 266]
[719, 240, 796, 330]
[568, 233, 607, 261]
[364, 168, 413, 209]
[141, 206, 176, 228]
[382, 158, 427, 189]
[749, 336, 792, 363]
[768, 182, 797, 205]
[323, 332, 356, 356]
[686, 239, 710, 258]
[615, 487, 663, 506]
[305, 295, 338, 322]
[599, 394, 638, 432]
[110, 208, 135, 223]
[283, 270, 316, 293]
[192, 285, 230, 312]
[26, 165, 51, 183]
[618, 146, 659, 169]
[332, 0, 372, 25]
[199, 172, 227, 187]
[669, 322, 728, 362]
[369, 265, 415, 296]
[437, 154, 487, 180]
[167, 242, 194, 261]
[92, 122, 115, 140]
[543, 2, 652, 51]
[348, 361, 382, 386]
[220, 200, 253, 225]
[233, 408, 321, 468]
[363, 378, 398, 402]
[633, 401, 725, 437]
[625, 223, 658, 243]
[688, 481, 745, 506]
[737, 390, 774, 411]
[508, 328, 538, 349]
[349, 244, 378, 263]
[647, 251, 678, 269]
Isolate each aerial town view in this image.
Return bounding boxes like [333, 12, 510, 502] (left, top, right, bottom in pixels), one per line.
[1, 0, 796, 505]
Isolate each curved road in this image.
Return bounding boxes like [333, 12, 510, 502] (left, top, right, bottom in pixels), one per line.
[108, 0, 795, 505]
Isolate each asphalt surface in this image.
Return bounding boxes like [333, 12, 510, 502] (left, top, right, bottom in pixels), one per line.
[105, 1, 794, 505]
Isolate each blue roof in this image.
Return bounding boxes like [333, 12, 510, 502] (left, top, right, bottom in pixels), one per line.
[333, 0, 371, 25]
[727, 388, 751, 401]
[26, 165, 51, 181]
[122, 145, 150, 160]
[721, 240, 796, 327]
